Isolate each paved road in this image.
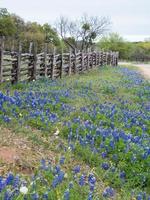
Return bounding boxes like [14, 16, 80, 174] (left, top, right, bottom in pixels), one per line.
[119, 62, 150, 79]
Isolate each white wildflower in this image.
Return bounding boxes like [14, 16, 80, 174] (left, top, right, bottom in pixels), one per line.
[54, 128, 59, 136]
[20, 186, 28, 194]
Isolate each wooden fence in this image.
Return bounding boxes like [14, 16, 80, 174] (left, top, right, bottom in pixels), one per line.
[0, 38, 119, 84]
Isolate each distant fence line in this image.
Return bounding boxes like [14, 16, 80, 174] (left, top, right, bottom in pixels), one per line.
[0, 37, 119, 84]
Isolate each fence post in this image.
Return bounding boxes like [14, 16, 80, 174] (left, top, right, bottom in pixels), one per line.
[68, 49, 72, 75]
[16, 41, 22, 82]
[86, 49, 90, 71]
[29, 42, 33, 54]
[51, 47, 56, 79]
[0, 36, 4, 83]
[91, 52, 94, 68]
[74, 49, 77, 73]
[60, 48, 63, 78]
[95, 52, 97, 66]
[30, 42, 37, 81]
[44, 43, 48, 77]
[81, 51, 84, 72]
[116, 52, 119, 66]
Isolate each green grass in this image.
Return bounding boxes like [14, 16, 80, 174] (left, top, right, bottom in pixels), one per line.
[0, 65, 149, 199]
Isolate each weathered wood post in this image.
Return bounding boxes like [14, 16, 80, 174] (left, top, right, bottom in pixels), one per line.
[95, 52, 97, 66]
[86, 49, 90, 71]
[51, 47, 56, 79]
[44, 43, 48, 77]
[111, 51, 113, 66]
[74, 49, 77, 74]
[30, 42, 37, 81]
[81, 51, 84, 72]
[68, 49, 72, 75]
[91, 52, 94, 68]
[29, 42, 33, 54]
[16, 41, 22, 82]
[60, 48, 63, 78]
[0, 36, 4, 83]
[116, 52, 119, 66]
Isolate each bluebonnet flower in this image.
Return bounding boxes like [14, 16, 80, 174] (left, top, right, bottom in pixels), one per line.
[88, 174, 96, 192]
[103, 187, 115, 198]
[64, 189, 70, 200]
[120, 171, 126, 179]
[54, 165, 61, 174]
[52, 171, 64, 188]
[0, 178, 6, 192]
[73, 165, 80, 174]
[59, 156, 65, 165]
[87, 192, 93, 200]
[101, 152, 107, 159]
[136, 194, 143, 200]
[43, 192, 49, 199]
[32, 193, 39, 200]
[68, 182, 73, 189]
[5, 173, 14, 185]
[4, 189, 12, 200]
[101, 163, 110, 170]
[79, 174, 86, 186]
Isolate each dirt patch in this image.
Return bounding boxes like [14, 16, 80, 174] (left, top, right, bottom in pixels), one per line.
[0, 127, 58, 175]
[0, 147, 19, 164]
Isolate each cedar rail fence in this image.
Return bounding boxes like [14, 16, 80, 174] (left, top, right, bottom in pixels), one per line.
[0, 37, 119, 84]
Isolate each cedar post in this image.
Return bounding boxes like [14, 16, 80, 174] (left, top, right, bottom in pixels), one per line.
[116, 52, 119, 66]
[44, 43, 48, 77]
[95, 52, 97, 66]
[29, 42, 33, 54]
[51, 47, 56, 79]
[31, 42, 37, 80]
[91, 52, 94, 68]
[98, 52, 100, 66]
[68, 49, 72, 75]
[16, 41, 22, 82]
[60, 48, 63, 78]
[74, 49, 77, 73]
[0, 36, 4, 83]
[101, 51, 104, 66]
[81, 51, 84, 72]
[86, 49, 90, 71]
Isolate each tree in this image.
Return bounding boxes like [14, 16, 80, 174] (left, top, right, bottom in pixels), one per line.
[0, 8, 17, 36]
[10, 14, 25, 39]
[97, 33, 132, 59]
[55, 15, 110, 52]
[42, 23, 60, 46]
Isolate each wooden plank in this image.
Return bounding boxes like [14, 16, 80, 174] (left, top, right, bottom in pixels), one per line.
[0, 36, 4, 83]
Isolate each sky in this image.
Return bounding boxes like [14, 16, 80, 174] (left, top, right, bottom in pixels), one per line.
[0, 0, 150, 42]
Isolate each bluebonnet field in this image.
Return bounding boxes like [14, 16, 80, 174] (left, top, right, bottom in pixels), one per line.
[0, 66, 150, 199]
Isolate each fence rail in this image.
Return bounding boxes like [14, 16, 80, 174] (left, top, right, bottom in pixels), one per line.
[0, 38, 119, 84]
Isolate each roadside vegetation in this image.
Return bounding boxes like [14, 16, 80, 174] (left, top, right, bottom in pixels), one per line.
[0, 65, 149, 199]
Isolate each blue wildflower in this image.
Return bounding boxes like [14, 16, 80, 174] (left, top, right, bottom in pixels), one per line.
[101, 163, 110, 170]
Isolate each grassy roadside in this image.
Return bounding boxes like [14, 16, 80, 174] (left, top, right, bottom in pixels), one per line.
[0, 65, 149, 199]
